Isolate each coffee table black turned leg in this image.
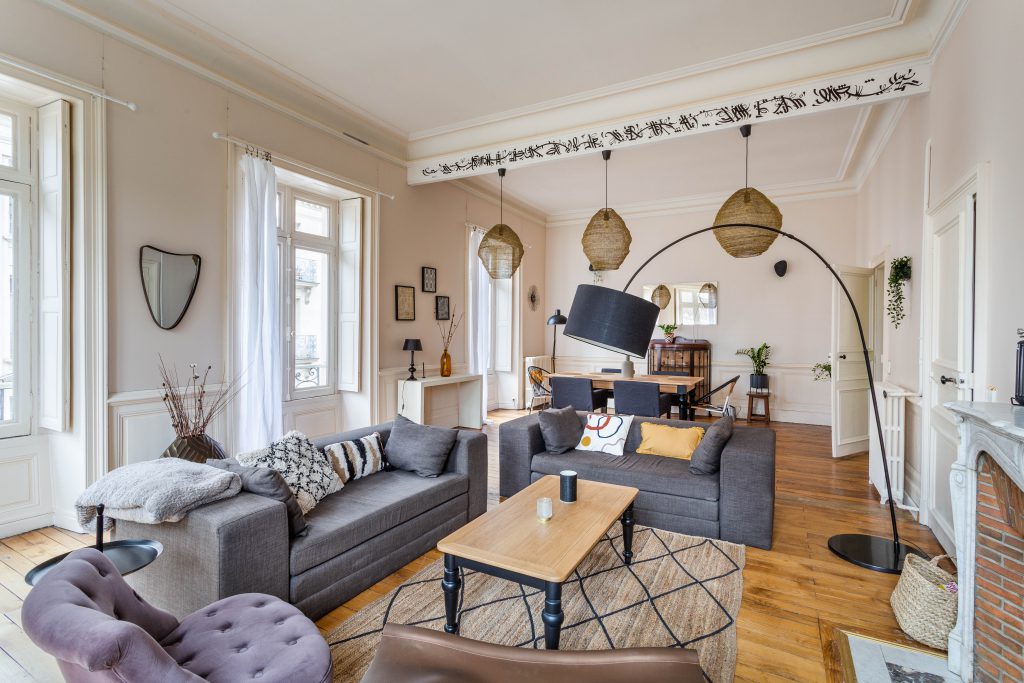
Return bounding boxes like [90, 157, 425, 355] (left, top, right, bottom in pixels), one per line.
[621, 503, 635, 565]
[542, 581, 564, 650]
[442, 554, 461, 634]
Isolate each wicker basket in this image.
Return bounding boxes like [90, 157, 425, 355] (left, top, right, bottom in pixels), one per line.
[890, 554, 958, 650]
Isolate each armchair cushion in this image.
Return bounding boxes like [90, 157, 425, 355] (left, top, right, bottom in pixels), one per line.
[537, 406, 584, 454]
[205, 458, 307, 538]
[385, 414, 458, 477]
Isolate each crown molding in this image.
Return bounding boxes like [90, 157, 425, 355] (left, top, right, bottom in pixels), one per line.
[40, 0, 408, 166]
[408, 0, 912, 143]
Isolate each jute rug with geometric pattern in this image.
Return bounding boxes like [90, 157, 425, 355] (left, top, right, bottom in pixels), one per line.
[327, 526, 745, 682]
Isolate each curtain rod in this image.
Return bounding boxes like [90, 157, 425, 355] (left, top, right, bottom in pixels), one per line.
[0, 53, 138, 111]
[212, 132, 395, 200]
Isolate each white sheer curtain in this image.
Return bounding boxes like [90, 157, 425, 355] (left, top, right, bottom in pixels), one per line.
[467, 228, 491, 417]
[233, 154, 282, 453]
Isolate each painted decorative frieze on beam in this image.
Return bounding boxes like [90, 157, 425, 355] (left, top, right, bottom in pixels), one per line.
[408, 61, 930, 185]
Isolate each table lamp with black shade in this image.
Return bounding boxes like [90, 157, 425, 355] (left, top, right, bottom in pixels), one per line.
[403, 339, 423, 380]
[563, 126, 926, 574]
[546, 309, 568, 373]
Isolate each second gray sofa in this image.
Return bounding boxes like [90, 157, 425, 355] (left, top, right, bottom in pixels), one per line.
[114, 421, 488, 620]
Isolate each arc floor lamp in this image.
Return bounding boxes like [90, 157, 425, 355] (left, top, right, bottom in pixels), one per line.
[563, 223, 926, 573]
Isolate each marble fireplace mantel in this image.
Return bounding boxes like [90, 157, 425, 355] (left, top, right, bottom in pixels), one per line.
[946, 401, 1024, 681]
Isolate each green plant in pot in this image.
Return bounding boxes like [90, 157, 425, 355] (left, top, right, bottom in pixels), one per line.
[657, 323, 678, 342]
[812, 361, 831, 382]
[159, 357, 240, 463]
[887, 256, 912, 328]
[737, 343, 772, 391]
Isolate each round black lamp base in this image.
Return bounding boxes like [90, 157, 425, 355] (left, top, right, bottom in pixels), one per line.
[827, 533, 928, 574]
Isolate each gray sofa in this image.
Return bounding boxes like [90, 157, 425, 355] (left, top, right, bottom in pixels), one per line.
[499, 413, 775, 549]
[114, 422, 488, 621]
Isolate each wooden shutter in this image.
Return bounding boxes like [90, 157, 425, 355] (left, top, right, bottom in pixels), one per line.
[38, 100, 70, 431]
[337, 197, 362, 392]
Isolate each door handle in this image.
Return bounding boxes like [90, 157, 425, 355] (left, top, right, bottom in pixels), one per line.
[838, 354, 847, 360]
[940, 375, 957, 385]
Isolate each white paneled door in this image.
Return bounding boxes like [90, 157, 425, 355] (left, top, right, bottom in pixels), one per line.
[923, 182, 975, 553]
[830, 265, 875, 458]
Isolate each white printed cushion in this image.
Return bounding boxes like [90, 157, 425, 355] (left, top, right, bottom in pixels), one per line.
[236, 430, 341, 514]
[325, 432, 387, 484]
[576, 413, 634, 456]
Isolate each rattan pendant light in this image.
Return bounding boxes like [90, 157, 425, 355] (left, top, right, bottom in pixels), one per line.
[699, 282, 718, 309]
[582, 150, 631, 271]
[651, 284, 672, 310]
[478, 168, 524, 279]
[713, 124, 782, 258]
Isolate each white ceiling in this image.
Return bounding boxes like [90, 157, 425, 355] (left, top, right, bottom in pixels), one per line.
[153, 0, 903, 136]
[469, 103, 875, 216]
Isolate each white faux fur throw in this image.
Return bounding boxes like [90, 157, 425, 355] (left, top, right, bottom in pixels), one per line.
[76, 458, 241, 531]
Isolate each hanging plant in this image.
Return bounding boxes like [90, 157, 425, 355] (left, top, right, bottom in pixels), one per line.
[887, 256, 912, 328]
[811, 361, 831, 382]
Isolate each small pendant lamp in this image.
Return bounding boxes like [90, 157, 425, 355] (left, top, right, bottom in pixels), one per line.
[478, 168, 524, 279]
[699, 282, 718, 310]
[651, 284, 672, 310]
[713, 124, 782, 258]
[582, 150, 631, 271]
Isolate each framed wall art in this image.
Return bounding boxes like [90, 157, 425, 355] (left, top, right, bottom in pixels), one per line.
[422, 266, 437, 293]
[435, 295, 450, 321]
[395, 285, 416, 321]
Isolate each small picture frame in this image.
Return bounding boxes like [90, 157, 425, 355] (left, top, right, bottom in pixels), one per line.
[422, 266, 437, 293]
[395, 285, 416, 321]
[435, 295, 450, 321]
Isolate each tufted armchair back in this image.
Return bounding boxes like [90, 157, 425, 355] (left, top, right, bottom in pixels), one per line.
[22, 548, 199, 682]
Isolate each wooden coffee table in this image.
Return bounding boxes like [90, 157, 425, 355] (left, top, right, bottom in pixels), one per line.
[437, 475, 638, 649]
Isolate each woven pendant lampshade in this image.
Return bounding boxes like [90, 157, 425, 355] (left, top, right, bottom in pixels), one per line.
[699, 282, 718, 309]
[582, 150, 631, 271]
[478, 168, 524, 279]
[713, 125, 783, 258]
[651, 284, 672, 310]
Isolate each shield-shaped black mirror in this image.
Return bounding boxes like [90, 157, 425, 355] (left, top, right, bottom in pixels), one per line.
[139, 245, 201, 330]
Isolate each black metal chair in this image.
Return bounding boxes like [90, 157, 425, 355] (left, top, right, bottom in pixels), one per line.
[526, 365, 552, 413]
[688, 375, 741, 420]
[550, 376, 608, 413]
[612, 381, 673, 418]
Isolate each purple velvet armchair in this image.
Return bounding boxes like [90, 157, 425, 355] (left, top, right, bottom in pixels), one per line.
[22, 548, 332, 682]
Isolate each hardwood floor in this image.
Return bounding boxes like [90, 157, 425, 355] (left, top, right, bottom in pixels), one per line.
[0, 411, 945, 682]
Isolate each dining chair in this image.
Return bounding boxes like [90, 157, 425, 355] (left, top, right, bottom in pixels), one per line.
[688, 375, 741, 419]
[650, 370, 691, 418]
[612, 381, 673, 418]
[526, 365, 552, 413]
[550, 376, 608, 413]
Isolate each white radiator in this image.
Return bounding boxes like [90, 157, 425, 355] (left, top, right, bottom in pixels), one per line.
[869, 382, 918, 511]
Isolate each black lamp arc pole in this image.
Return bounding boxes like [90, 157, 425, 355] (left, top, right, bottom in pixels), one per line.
[598, 222, 926, 573]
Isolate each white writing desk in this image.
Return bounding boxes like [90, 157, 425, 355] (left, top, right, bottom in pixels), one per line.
[397, 373, 483, 429]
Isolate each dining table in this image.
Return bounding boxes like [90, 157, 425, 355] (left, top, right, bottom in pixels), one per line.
[548, 372, 703, 418]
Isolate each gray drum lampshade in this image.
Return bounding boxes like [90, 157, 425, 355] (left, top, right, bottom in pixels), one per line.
[651, 284, 672, 310]
[478, 224, 524, 279]
[563, 284, 660, 358]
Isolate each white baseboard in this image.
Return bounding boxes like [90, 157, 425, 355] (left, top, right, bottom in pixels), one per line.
[52, 508, 83, 534]
[0, 513, 54, 539]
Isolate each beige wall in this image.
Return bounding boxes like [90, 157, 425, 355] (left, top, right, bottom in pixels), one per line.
[0, 0, 545, 402]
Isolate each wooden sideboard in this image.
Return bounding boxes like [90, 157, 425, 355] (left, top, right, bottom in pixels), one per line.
[648, 339, 711, 400]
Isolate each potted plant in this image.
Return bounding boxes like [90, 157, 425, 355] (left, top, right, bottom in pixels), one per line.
[887, 256, 912, 328]
[736, 343, 772, 391]
[657, 323, 678, 342]
[159, 357, 240, 463]
[812, 361, 832, 382]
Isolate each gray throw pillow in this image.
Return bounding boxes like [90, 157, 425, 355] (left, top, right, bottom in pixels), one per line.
[689, 415, 734, 475]
[385, 414, 458, 477]
[538, 406, 584, 454]
[206, 458, 308, 538]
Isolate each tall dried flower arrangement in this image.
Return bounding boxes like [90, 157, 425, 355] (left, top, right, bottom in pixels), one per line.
[437, 304, 464, 352]
[159, 356, 240, 438]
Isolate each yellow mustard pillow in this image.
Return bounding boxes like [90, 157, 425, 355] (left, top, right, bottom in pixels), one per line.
[636, 423, 705, 460]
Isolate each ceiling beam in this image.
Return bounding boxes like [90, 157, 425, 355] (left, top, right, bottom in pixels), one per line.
[408, 60, 930, 186]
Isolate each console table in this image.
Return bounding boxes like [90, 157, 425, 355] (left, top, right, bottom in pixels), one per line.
[398, 373, 484, 429]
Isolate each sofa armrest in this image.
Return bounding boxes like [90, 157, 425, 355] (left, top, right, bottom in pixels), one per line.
[444, 431, 488, 520]
[113, 492, 290, 618]
[498, 414, 545, 498]
[718, 427, 776, 550]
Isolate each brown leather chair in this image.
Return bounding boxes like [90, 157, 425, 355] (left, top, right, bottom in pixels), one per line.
[359, 624, 705, 683]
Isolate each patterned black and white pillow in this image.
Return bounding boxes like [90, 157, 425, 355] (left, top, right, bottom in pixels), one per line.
[324, 432, 388, 485]
[237, 431, 341, 514]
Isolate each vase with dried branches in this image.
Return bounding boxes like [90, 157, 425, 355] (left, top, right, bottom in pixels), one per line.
[159, 357, 240, 463]
[437, 305, 464, 378]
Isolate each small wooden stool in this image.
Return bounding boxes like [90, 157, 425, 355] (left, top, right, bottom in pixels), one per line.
[746, 391, 771, 423]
